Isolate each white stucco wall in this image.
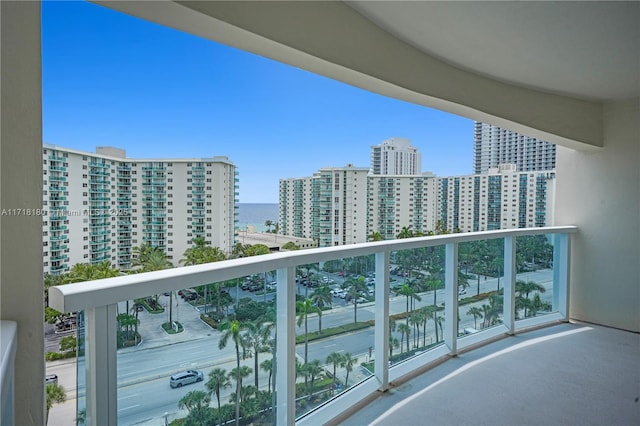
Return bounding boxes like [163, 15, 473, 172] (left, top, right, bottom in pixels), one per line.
[0, 2, 46, 424]
[555, 99, 640, 332]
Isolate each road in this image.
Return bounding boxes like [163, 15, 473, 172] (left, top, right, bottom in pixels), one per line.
[47, 269, 553, 425]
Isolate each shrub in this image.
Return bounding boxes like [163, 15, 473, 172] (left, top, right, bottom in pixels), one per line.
[46, 350, 76, 361]
[45, 307, 62, 324]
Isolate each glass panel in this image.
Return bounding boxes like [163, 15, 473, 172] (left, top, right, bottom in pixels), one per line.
[115, 277, 276, 425]
[295, 256, 375, 417]
[458, 239, 505, 335]
[515, 234, 555, 321]
[389, 245, 446, 366]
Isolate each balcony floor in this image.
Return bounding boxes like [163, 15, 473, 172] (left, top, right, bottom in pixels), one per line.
[337, 322, 640, 426]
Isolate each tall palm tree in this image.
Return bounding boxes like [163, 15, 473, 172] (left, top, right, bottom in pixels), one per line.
[296, 299, 319, 364]
[346, 278, 367, 323]
[397, 323, 411, 353]
[396, 284, 422, 327]
[260, 359, 273, 391]
[206, 368, 231, 426]
[310, 285, 332, 334]
[243, 320, 274, 389]
[326, 352, 343, 394]
[264, 219, 273, 233]
[46, 383, 66, 422]
[389, 336, 400, 357]
[466, 306, 483, 329]
[178, 390, 212, 426]
[341, 352, 356, 388]
[218, 319, 245, 426]
[409, 310, 424, 349]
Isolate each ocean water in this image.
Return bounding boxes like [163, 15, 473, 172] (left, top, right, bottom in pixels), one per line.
[237, 203, 279, 232]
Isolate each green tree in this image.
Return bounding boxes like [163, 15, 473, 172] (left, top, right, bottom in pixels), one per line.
[345, 277, 368, 323]
[466, 306, 483, 329]
[397, 226, 414, 239]
[242, 320, 274, 389]
[303, 359, 324, 395]
[264, 220, 273, 233]
[340, 352, 356, 388]
[218, 319, 245, 426]
[178, 390, 212, 426]
[59, 335, 76, 352]
[46, 383, 66, 422]
[281, 241, 299, 250]
[310, 285, 332, 334]
[397, 323, 411, 353]
[368, 231, 383, 241]
[297, 299, 319, 364]
[396, 284, 422, 328]
[206, 368, 231, 426]
[260, 358, 274, 391]
[228, 366, 252, 405]
[326, 352, 343, 394]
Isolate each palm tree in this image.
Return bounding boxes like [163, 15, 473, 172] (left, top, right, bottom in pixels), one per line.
[264, 219, 273, 233]
[326, 352, 343, 394]
[368, 231, 383, 241]
[346, 277, 367, 323]
[304, 360, 324, 395]
[310, 285, 332, 334]
[424, 277, 441, 307]
[178, 390, 212, 426]
[396, 284, 422, 328]
[260, 358, 273, 391]
[228, 366, 252, 404]
[466, 306, 483, 329]
[409, 310, 424, 349]
[341, 352, 356, 388]
[397, 226, 414, 239]
[243, 320, 273, 389]
[419, 307, 433, 347]
[206, 368, 231, 426]
[46, 383, 66, 422]
[389, 336, 400, 357]
[218, 319, 245, 426]
[296, 299, 319, 364]
[397, 323, 411, 353]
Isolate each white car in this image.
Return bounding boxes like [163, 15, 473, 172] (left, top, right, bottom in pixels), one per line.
[170, 370, 204, 388]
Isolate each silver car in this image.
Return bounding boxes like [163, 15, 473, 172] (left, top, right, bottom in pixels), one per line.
[169, 370, 204, 388]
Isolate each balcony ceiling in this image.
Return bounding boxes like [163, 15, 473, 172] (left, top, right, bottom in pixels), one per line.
[347, 1, 640, 101]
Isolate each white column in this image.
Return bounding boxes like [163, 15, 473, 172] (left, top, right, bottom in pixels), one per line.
[276, 266, 296, 425]
[374, 251, 390, 391]
[84, 304, 118, 426]
[444, 243, 458, 355]
[553, 233, 571, 320]
[503, 237, 517, 334]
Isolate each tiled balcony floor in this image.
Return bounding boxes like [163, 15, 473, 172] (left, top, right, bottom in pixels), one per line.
[337, 322, 640, 426]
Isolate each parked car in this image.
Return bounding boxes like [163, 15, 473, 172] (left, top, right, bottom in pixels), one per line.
[45, 374, 58, 385]
[170, 370, 204, 388]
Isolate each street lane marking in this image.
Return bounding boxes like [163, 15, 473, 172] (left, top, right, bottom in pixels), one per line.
[118, 394, 139, 400]
[118, 404, 140, 412]
[371, 326, 592, 426]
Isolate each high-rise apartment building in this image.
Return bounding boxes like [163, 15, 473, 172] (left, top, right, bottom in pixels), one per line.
[279, 164, 369, 246]
[370, 137, 422, 175]
[473, 122, 556, 174]
[438, 164, 555, 232]
[367, 174, 438, 240]
[279, 164, 555, 247]
[42, 145, 238, 275]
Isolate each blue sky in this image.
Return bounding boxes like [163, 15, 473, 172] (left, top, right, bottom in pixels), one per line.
[42, 1, 474, 203]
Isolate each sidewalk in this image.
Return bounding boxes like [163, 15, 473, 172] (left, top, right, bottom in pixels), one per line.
[47, 295, 215, 426]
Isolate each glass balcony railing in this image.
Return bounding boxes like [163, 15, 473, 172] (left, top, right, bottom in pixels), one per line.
[49, 226, 576, 426]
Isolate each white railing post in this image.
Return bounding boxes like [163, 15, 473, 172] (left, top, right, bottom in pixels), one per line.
[444, 243, 458, 355]
[374, 251, 390, 391]
[84, 304, 117, 426]
[503, 237, 517, 334]
[553, 233, 571, 320]
[276, 266, 296, 425]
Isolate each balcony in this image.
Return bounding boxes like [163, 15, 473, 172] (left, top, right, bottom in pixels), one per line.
[49, 227, 582, 425]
